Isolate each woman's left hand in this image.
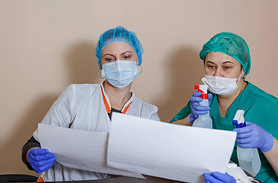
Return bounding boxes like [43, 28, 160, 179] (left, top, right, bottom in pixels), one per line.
[233, 122, 274, 152]
[203, 172, 236, 183]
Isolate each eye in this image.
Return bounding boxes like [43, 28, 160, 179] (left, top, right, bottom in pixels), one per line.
[206, 64, 216, 70]
[104, 55, 115, 62]
[223, 66, 231, 70]
[222, 64, 233, 70]
[121, 53, 132, 60]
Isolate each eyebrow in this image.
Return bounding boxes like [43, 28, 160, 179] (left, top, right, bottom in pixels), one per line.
[102, 53, 114, 57]
[222, 61, 234, 64]
[206, 61, 234, 64]
[103, 51, 133, 57]
[121, 51, 132, 55]
[205, 61, 216, 64]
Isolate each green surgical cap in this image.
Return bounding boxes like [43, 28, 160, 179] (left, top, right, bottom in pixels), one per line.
[199, 32, 251, 76]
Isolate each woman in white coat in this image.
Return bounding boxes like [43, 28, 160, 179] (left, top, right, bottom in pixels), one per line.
[22, 26, 160, 182]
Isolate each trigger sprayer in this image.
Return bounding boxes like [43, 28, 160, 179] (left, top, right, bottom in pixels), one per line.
[233, 110, 261, 176]
[192, 85, 212, 129]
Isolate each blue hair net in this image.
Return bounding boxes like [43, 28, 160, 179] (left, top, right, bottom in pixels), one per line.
[96, 26, 144, 69]
[199, 32, 251, 76]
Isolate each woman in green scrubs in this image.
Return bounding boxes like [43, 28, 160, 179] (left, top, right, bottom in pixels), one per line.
[171, 32, 278, 183]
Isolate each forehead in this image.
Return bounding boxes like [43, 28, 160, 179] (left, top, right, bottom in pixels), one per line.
[101, 42, 135, 56]
[205, 51, 239, 65]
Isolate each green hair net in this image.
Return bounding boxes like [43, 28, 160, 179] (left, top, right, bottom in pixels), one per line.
[199, 32, 251, 76]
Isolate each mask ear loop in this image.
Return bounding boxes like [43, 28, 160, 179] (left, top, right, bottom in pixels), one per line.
[97, 69, 105, 79]
[239, 66, 245, 80]
[242, 73, 246, 80]
[236, 71, 245, 85]
[240, 70, 245, 80]
[138, 65, 143, 74]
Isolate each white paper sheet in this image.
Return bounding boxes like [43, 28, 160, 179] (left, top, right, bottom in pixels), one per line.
[107, 113, 236, 183]
[37, 123, 143, 178]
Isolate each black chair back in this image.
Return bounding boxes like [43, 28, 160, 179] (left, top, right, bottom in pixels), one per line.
[0, 174, 38, 182]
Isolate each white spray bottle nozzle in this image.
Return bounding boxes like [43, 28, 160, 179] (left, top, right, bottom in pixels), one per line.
[232, 110, 246, 128]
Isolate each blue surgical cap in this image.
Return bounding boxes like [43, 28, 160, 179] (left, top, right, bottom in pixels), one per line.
[96, 26, 144, 69]
[199, 32, 251, 76]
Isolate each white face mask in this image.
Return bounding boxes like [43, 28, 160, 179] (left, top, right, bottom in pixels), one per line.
[201, 75, 241, 96]
[102, 60, 138, 88]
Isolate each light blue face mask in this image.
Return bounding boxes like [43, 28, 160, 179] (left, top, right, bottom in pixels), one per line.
[102, 60, 139, 88]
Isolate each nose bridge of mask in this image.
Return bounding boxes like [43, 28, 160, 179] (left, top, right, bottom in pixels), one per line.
[112, 60, 136, 71]
[118, 60, 135, 72]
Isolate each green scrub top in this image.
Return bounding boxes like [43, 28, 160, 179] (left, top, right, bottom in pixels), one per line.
[171, 82, 278, 183]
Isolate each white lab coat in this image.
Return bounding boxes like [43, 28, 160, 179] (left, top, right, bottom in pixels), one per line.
[33, 83, 160, 182]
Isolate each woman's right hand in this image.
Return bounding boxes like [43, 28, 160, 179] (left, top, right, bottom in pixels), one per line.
[27, 148, 57, 173]
[189, 92, 212, 123]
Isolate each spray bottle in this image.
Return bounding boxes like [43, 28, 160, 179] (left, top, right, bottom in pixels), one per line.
[192, 85, 212, 129]
[233, 110, 261, 176]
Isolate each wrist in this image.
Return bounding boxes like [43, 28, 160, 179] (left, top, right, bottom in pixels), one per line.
[27, 147, 40, 163]
[189, 114, 195, 124]
[260, 133, 273, 152]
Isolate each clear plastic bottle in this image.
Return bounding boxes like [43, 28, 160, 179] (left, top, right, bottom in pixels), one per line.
[192, 85, 212, 129]
[233, 110, 261, 177]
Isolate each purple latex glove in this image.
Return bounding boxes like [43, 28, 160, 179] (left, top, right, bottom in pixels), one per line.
[233, 122, 273, 152]
[203, 172, 236, 183]
[189, 92, 212, 123]
[28, 148, 57, 173]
